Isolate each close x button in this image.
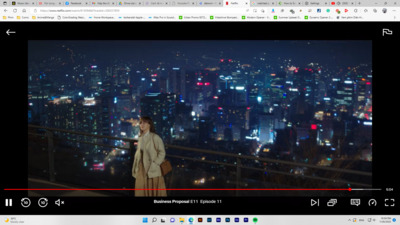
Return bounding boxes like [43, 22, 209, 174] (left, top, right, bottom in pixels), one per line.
[384, 198, 395, 207]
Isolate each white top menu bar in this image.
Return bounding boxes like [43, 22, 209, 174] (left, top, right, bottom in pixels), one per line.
[1, 6, 399, 21]
[2, 0, 399, 7]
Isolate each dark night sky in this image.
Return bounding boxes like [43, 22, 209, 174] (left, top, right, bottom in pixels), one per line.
[28, 40, 372, 67]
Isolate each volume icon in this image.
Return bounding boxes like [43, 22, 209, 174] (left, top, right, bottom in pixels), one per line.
[5, 199, 12, 207]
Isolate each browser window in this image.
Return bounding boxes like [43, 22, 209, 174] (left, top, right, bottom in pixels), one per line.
[0, 1, 399, 224]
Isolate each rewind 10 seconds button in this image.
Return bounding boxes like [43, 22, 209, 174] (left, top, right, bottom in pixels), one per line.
[21, 198, 31, 208]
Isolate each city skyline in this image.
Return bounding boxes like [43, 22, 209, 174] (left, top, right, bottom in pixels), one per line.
[28, 40, 372, 67]
[27, 40, 372, 193]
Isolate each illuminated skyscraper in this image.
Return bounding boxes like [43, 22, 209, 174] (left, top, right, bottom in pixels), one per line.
[46, 96, 75, 130]
[89, 65, 102, 91]
[140, 93, 176, 143]
[335, 78, 355, 113]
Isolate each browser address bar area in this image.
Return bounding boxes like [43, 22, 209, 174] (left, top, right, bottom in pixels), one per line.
[35, 7, 243, 13]
[38, 8, 121, 12]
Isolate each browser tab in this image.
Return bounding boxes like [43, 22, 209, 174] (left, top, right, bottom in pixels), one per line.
[201, 0, 222, 6]
[96, 2, 114, 6]
[14, 1, 31, 6]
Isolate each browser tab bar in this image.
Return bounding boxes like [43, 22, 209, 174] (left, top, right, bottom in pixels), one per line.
[2, 0, 224, 7]
[250, 0, 399, 7]
[3, 0, 398, 7]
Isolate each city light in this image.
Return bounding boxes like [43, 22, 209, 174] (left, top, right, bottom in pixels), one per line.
[83, 97, 96, 106]
[235, 86, 245, 90]
[363, 121, 372, 126]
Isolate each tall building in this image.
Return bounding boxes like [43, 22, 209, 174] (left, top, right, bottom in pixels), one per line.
[28, 89, 50, 126]
[294, 68, 316, 107]
[77, 97, 101, 135]
[335, 78, 355, 114]
[354, 76, 370, 114]
[115, 66, 131, 86]
[97, 96, 116, 138]
[88, 65, 102, 91]
[140, 93, 176, 143]
[46, 96, 75, 130]
[115, 85, 133, 119]
[259, 113, 274, 144]
[168, 67, 186, 100]
[198, 116, 212, 144]
[218, 86, 248, 107]
[289, 90, 313, 125]
[215, 106, 250, 142]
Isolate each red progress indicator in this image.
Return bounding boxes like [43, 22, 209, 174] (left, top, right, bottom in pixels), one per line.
[4, 188, 352, 191]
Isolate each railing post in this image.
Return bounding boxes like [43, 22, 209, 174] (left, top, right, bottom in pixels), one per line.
[46, 130, 56, 182]
[236, 158, 241, 197]
[129, 140, 136, 196]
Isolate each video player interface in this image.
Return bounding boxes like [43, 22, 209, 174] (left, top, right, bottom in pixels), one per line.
[0, 1, 398, 223]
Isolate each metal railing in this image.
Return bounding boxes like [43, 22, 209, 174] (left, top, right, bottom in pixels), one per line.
[28, 124, 372, 196]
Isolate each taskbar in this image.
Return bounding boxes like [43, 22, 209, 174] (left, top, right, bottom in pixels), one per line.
[0, 215, 398, 225]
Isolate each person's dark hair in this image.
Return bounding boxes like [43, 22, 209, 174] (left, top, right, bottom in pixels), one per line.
[139, 116, 156, 137]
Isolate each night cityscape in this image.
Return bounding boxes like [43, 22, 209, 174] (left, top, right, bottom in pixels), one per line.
[27, 40, 372, 196]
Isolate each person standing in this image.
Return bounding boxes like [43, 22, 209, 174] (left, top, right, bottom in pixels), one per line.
[132, 116, 167, 197]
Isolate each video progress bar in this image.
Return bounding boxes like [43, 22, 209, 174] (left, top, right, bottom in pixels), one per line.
[4, 188, 383, 191]
[350, 188, 382, 191]
[5, 188, 354, 191]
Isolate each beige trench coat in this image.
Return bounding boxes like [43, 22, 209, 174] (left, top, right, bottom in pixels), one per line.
[132, 132, 166, 179]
